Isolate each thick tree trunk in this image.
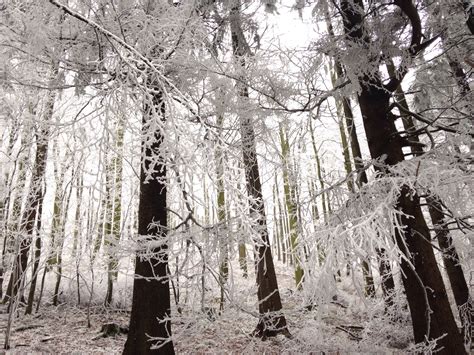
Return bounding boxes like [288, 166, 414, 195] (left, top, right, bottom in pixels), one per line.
[386, 58, 473, 342]
[340, 0, 466, 352]
[123, 88, 174, 355]
[358, 84, 465, 353]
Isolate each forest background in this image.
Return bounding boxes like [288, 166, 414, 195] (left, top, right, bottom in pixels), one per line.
[0, 0, 472, 353]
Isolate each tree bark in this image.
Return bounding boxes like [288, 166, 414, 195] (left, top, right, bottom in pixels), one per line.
[386, 58, 473, 342]
[25, 181, 45, 315]
[215, 115, 229, 311]
[123, 86, 174, 354]
[279, 123, 304, 288]
[340, 0, 466, 352]
[105, 115, 125, 307]
[230, 0, 289, 337]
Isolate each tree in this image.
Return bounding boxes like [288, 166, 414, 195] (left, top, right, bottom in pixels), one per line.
[229, 0, 289, 338]
[337, 0, 466, 351]
[123, 82, 175, 354]
[105, 114, 125, 306]
[4, 61, 58, 304]
[279, 123, 304, 287]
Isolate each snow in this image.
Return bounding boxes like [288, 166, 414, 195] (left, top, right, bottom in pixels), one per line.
[1, 261, 414, 354]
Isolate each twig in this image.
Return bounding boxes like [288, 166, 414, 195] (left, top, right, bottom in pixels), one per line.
[335, 325, 362, 341]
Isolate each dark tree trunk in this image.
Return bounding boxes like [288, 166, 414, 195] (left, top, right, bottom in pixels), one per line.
[240, 114, 289, 338]
[25, 185, 44, 315]
[386, 58, 473, 342]
[229, 0, 289, 338]
[340, 1, 466, 352]
[359, 76, 465, 355]
[123, 88, 174, 355]
[427, 197, 473, 342]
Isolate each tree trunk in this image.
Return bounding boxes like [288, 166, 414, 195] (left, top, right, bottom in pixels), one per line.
[386, 58, 473, 342]
[229, 0, 289, 338]
[72, 173, 83, 305]
[215, 115, 229, 311]
[272, 183, 281, 262]
[279, 123, 303, 288]
[275, 181, 287, 265]
[105, 115, 124, 307]
[2, 121, 34, 303]
[0, 117, 23, 300]
[326, 10, 376, 298]
[240, 113, 289, 337]
[123, 86, 174, 354]
[427, 197, 473, 341]
[340, 0, 466, 352]
[4, 92, 53, 303]
[25, 182, 45, 314]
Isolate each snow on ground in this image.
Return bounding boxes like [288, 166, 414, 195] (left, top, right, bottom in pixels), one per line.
[1, 261, 415, 354]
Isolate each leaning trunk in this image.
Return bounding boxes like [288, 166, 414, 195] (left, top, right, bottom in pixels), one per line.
[340, 0, 466, 352]
[386, 58, 472, 342]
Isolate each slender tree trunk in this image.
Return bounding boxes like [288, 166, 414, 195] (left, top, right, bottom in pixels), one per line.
[230, 0, 289, 337]
[25, 182, 45, 314]
[52, 172, 73, 307]
[0, 118, 23, 300]
[4, 83, 55, 302]
[309, 119, 328, 224]
[105, 115, 124, 307]
[47, 150, 66, 307]
[240, 113, 289, 337]
[309, 120, 332, 266]
[72, 174, 83, 305]
[236, 182, 248, 276]
[340, 1, 466, 352]
[103, 151, 114, 306]
[215, 115, 229, 311]
[279, 124, 303, 288]
[272, 183, 281, 262]
[238, 242, 248, 277]
[275, 180, 287, 265]
[123, 84, 174, 354]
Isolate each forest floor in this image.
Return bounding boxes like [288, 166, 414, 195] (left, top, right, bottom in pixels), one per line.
[0, 264, 417, 354]
[0, 299, 412, 354]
